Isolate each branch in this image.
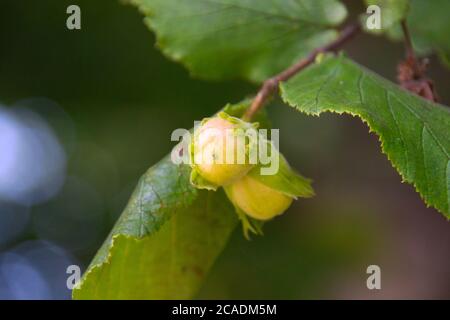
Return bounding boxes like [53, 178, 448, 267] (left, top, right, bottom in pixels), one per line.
[400, 20, 416, 63]
[243, 22, 361, 121]
[397, 20, 438, 102]
[400, 19, 424, 77]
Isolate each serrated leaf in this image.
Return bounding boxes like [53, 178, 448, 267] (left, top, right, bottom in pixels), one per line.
[73, 101, 269, 299]
[129, 0, 347, 82]
[72, 156, 238, 299]
[280, 55, 450, 218]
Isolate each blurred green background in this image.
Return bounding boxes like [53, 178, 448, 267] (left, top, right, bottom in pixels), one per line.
[0, 0, 449, 299]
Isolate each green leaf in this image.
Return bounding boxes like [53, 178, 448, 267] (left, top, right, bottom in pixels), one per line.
[129, 0, 347, 82]
[73, 101, 269, 299]
[280, 55, 450, 218]
[404, 0, 450, 65]
[364, 0, 450, 67]
[248, 153, 314, 199]
[404, 0, 450, 54]
[72, 156, 238, 299]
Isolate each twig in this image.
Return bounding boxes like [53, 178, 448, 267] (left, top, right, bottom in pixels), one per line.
[400, 20, 416, 62]
[243, 22, 361, 121]
[400, 20, 422, 75]
[397, 20, 438, 102]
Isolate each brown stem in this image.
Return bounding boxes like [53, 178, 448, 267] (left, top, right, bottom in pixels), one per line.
[398, 20, 438, 102]
[400, 20, 416, 62]
[400, 20, 422, 76]
[243, 22, 361, 121]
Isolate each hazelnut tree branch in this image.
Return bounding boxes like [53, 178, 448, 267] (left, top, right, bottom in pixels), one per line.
[243, 22, 361, 121]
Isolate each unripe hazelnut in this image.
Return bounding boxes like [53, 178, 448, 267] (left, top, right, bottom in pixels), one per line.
[190, 113, 254, 188]
[226, 175, 293, 220]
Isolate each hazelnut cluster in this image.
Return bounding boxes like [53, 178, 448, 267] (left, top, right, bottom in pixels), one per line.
[189, 112, 313, 236]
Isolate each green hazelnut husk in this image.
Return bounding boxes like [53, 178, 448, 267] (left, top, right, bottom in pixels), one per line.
[224, 147, 314, 237]
[189, 112, 257, 190]
[187, 107, 314, 238]
[226, 175, 293, 221]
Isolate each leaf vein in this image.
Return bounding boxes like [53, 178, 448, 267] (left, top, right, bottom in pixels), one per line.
[386, 90, 410, 179]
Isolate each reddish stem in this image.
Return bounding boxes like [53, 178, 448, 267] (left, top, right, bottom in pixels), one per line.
[243, 22, 361, 121]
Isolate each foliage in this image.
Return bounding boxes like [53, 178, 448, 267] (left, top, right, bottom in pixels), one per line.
[365, 0, 450, 67]
[281, 55, 450, 217]
[74, 0, 450, 299]
[130, 0, 347, 82]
